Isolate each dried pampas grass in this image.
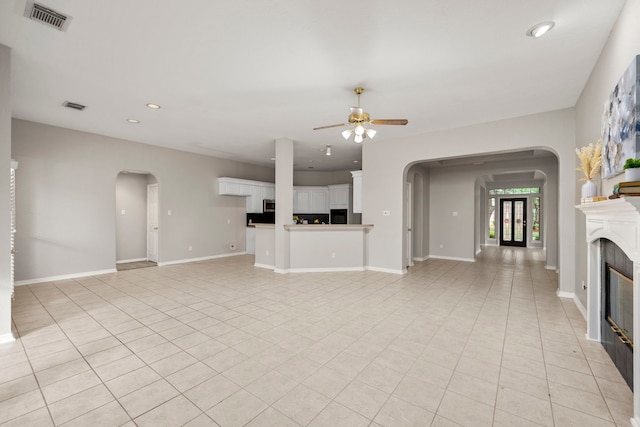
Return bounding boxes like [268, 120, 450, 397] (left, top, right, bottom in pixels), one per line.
[576, 139, 602, 181]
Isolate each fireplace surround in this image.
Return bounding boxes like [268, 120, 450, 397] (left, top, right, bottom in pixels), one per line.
[578, 198, 640, 426]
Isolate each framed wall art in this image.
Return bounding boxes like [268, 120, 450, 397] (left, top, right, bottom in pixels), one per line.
[602, 55, 640, 178]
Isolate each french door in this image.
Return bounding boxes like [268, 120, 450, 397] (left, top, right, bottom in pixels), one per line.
[499, 198, 526, 247]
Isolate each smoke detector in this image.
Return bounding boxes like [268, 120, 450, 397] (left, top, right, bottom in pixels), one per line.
[24, 1, 72, 32]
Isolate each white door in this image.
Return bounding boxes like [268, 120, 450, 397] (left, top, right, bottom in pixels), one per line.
[405, 182, 413, 269]
[147, 184, 159, 262]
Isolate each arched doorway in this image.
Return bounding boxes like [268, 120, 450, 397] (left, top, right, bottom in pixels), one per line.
[115, 171, 159, 270]
[402, 149, 558, 269]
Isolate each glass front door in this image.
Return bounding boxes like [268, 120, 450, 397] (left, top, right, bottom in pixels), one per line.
[500, 198, 526, 247]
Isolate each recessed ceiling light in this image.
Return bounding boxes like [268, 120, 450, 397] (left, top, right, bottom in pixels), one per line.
[146, 103, 161, 109]
[127, 119, 140, 123]
[526, 21, 555, 38]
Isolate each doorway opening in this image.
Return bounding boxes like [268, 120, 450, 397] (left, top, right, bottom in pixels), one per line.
[115, 171, 159, 271]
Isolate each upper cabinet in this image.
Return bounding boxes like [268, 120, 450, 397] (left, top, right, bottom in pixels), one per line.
[328, 184, 350, 209]
[218, 177, 275, 213]
[293, 186, 329, 214]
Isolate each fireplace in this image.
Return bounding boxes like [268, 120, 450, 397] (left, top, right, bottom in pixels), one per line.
[601, 238, 634, 388]
[578, 198, 640, 427]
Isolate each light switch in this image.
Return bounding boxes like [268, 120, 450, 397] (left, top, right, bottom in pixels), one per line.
[167, 210, 172, 216]
[452, 211, 458, 216]
[120, 209, 126, 215]
[382, 210, 390, 216]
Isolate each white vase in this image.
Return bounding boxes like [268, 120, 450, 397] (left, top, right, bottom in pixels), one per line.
[625, 168, 640, 182]
[581, 179, 597, 199]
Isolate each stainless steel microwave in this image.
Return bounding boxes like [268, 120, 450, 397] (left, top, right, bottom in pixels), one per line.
[263, 199, 275, 213]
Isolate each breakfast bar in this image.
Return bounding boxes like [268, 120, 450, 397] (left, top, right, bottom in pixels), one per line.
[254, 224, 374, 272]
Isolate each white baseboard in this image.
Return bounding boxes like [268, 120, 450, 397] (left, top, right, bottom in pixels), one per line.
[15, 268, 118, 286]
[288, 267, 366, 273]
[366, 266, 406, 275]
[428, 255, 475, 263]
[255, 263, 275, 270]
[631, 417, 640, 427]
[116, 258, 147, 264]
[158, 252, 246, 267]
[0, 333, 15, 344]
[413, 256, 429, 262]
[572, 294, 587, 320]
[556, 290, 574, 299]
[545, 265, 558, 271]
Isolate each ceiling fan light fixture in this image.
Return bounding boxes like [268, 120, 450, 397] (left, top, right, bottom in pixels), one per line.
[355, 125, 365, 136]
[366, 128, 377, 139]
[526, 21, 554, 38]
[342, 129, 353, 140]
[354, 134, 363, 143]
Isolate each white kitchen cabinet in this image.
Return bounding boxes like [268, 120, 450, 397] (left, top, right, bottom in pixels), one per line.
[351, 171, 362, 213]
[293, 186, 329, 213]
[328, 184, 350, 209]
[218, 177, 251, 196]
[218, 177, 275, 213]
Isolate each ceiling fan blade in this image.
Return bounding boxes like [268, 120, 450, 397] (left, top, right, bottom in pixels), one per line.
[313, 123, 349, 130]
[370, 119, 409, 126]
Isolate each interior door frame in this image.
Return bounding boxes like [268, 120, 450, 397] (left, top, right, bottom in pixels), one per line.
[405, 181, 413, 269]
[147, 183, 159, 263]
[499, 197, 527, 247]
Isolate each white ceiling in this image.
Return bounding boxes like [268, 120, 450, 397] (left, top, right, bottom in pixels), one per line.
[0, 0, 625, 171]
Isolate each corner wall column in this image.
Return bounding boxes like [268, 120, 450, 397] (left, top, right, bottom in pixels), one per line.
[274, 138, 293, 273]
[0, 44, 13, 343]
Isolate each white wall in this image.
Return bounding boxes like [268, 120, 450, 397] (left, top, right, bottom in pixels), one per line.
[12, 119, 275, 282]
[574, 0, 640, 308]
[0, 45, 12, 340]
[363, 109, 572, 290]
[115, 173, 150, 262]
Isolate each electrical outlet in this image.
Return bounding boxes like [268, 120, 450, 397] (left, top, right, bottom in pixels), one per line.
[227, 219, 231, 224]
[440, 244, 444, 249]
[382, 210, 390, 216]
[331, 252, 336, 258]
[266, 250, 269, 256]
[188, 246, 193, 251]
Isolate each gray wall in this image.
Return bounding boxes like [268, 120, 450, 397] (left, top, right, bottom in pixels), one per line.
[0, 45, 12, 339]
[426, 157, 558, 263]
[574, 0, 640, 309]
[115, 172, 151, 262]
[293, 170, 353, 186]
[363, 109, 572, 287]
[12, 119, 275, 282]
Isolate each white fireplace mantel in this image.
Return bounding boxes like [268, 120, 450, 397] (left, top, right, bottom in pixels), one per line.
[577, 197, 640, 427]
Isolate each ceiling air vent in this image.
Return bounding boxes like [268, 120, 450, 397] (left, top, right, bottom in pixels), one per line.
[63, 101, 86, 111]
[24, 1, 72, 31]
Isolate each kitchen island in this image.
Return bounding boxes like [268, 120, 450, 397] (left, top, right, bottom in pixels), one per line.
[253, 224, 374, 272]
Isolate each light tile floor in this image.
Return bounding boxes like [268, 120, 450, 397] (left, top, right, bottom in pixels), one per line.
[1, 247, 634, 426]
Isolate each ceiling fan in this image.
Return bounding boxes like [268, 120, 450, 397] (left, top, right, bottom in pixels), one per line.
[313, 87, 408, 143]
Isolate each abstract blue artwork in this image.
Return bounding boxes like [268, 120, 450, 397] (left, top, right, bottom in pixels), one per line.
[602, 55, 640, 178]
